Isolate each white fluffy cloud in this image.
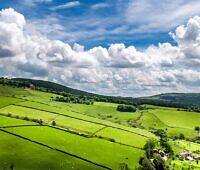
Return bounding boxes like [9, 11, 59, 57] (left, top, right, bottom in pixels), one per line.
[0, 8, 200, 96]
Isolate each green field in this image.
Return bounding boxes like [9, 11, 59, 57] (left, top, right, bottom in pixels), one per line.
[4, 126, 144, 169]
[0, 85, 200, 170]
[0, 131, 105, 170]
[139, 107, 200, 138]
[0, 96, 23, 109]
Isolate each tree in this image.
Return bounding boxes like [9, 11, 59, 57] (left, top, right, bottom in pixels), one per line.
[154, 129, 167, 146]
[52, 120, 56, 126]
[117, 105, 136, 112]
[143, 139, 156, 159]
[10, 162, 14, 170]
[163, 142, 173, 155]
[179, 133, 185, 139]
[139, 156, 155, 170]
[153, 155, 166, 170]
[195, 126, 200, 137]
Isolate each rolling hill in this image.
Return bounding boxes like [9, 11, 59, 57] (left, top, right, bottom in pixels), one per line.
[1, 77, 200, 107]
[0, 78, 199, 169]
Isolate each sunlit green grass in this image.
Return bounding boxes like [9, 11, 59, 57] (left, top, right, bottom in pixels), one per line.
[0, 96, 23, 108]
[151, 108, 200, 129]
[0, 115, 35, 127]
[1, 85, 199, 170]
[0, 131, 104, 170]
[140, 107, 200, 138]
[0, 85, 29, 96]
[0, 105, 104, 134]
[66, 102, 141, 126]
[96, 127, 148, 148]
[170, 160, 200, 170]
[5, 126, 144, 170]
[15, 101, 155, 137]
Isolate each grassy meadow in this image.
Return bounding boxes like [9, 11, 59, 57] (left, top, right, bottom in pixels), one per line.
[0, 85, 199, 169]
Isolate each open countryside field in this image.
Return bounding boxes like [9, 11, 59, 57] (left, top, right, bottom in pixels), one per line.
[0, 96, 23, 109]
[0, 131, 105, 170]
[139, 107, 200, 138]
[4, 126, 144, 169]
[0, 85, 200, 169]
[0, 86, 152, 169]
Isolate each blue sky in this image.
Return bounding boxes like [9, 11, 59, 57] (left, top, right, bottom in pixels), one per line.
[0, 0, 180, 49]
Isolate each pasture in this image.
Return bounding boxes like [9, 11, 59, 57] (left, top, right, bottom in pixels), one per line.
[140, 107, 200, 138]
[0, 85, 200, 170]
[4, 126, 144, 169]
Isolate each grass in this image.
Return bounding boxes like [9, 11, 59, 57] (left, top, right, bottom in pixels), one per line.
[5, 126, 144, 170]
[170, 139, 200, 153]
[0, 104, 155, 146]
[0, 105, 104, 134]
[1, 85, 199, 169]
[0, 131, 105, 170]
[0, 96, 23, 108]
[151, 108, 200, 129]
[0, 115, 36, 127]
[140, 107, 200, 138]
[0, 85, 29, 96]
[20, 88, 58, 103]
[96, 127, 148, 148]
[64, 102, 141, 126]
[14, 101, 155, 137]
[170, 160, 200, 170]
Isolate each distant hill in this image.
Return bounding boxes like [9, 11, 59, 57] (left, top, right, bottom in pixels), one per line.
[1, 77, 200, 107]
[144, 93, 200, 106]
[2, 77, 133, 104]
[13, 78, 93, 96]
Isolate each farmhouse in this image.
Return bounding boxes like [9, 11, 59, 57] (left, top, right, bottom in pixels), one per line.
[178, 151, 200, 161]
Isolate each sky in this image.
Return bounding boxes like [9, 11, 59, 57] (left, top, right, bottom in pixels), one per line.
[0, 0, 200, 97]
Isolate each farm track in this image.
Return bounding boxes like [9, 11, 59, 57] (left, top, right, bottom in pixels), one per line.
[11, 103, 151, 138]
[132, 111, 144, 127]
[90, 126, 108, 137]
[0, 128, 112, 170]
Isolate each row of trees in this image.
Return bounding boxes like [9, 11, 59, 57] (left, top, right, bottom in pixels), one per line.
[116, 105, 136, 112]
[177, 107, 200, 113]
[7, 113, 44, 125]
[54, 96, 94, 105]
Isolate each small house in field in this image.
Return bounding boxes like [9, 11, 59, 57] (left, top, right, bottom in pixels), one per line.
[194, 155, 200, 161]
[179, 151, 195, 161]
[179, 151, 192, 158]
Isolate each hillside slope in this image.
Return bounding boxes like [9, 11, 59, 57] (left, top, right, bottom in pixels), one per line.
[0, 85, 156, 170]
[145, 93, 200, 106]
[1, 77, 200, 107]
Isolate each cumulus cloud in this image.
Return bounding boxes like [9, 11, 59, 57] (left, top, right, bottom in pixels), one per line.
[0, 8, 200, 96]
